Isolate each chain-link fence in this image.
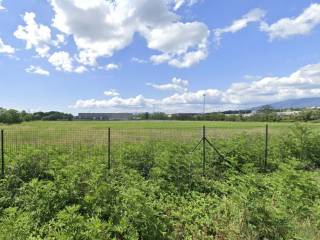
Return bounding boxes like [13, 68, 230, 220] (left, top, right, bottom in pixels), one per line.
[1, 125, 276, 178]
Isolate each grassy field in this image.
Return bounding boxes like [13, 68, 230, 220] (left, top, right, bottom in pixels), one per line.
[0, 120, 315, 129]
[1, 120, 320, 131]
[1, 120, 320, 143]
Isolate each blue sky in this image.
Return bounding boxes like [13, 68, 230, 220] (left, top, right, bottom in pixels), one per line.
[1, 0, 320, 114]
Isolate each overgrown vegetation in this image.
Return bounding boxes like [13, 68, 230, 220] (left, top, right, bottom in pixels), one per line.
[0, 124, 320, 239]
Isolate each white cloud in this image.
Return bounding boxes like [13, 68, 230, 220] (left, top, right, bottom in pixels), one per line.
[25, 65, 50, 76]
[71, 63, 320, 112]
[52, 34, 66, 47]
[49, 0, 175, 66]
[214, 8, 266, 46]
[48, 51, 88, 74]
[150, 53, 171, 65]
[224, 63, 320, 105]
[105, 63, 120, 71]
[104, 89, 120, 97]
[0, 38, 15, 54]
[14, 12, 52, 57]
[260, 3, 320, 40]
[168, 48, 207, 68]
[162, 89, 223, 106]
[48, 51, 73, 72]
[74, 65, 87, 74]
[146, 21, 209, 68]
[172, 0, 200, 11]
[147, 77, 189, 92]
[72, 95, 156, 109]
[0, 0, 5, 11]
[49, 0, 209, 68]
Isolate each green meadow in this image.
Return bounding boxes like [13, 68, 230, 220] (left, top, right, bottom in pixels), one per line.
[0, 120, 314, 129]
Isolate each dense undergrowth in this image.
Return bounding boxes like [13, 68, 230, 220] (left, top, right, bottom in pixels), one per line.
[0, 124, 320, 239]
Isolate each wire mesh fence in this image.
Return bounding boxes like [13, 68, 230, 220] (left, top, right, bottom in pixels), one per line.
[0, 125, 278, 178]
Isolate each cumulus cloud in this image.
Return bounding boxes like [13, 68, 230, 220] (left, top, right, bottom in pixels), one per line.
[224, 63, 320, 105]
[48, 51, 88, 74]
[0, 38, 15, 54]
[104, 89, 120, 97]
[49, 0, 175, 66]
[72, 95, 156, 109]
[25, 65, 50, 76]
[146, 21, 209, 68]
[49, 0, 209, 68]
[48, 51, 73, 72]
[13, 12, 90, 74]
[105, 63, 120, 71]
[52, 34, 66, 47]
[74, 65, 87, 74]
[260, 3, 320, 40]
[214, 8, 266, 46]
[168, 48, 208, 68]
[147, 77, 189, 92]
[71, 63, 320, 112]
[14, 12, 52, 57]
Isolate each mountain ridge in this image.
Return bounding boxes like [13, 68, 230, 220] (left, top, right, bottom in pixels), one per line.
[255, 97, 320, 110]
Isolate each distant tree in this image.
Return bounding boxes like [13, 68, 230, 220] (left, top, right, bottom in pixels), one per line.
[33, 111, 73, 121]
[32, 112, 45, 120]
[143, 112, 150, 120]
[0, 109, 23, 124]
[257, 105, 275, 114]
[150, 112, 168, 120]
[20, 111, 33, 122]
[253, 105, 280, 122]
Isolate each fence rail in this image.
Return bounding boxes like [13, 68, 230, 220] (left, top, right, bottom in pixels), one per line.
[0, 125, 271, 178]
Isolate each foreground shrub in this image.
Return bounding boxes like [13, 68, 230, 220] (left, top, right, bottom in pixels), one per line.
[0, 125, 320, 239]
[0, 208, 35, 240]
[280, 123, 320, 168]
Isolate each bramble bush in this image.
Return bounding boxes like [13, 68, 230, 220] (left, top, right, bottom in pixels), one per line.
[0, 125, 320, 239]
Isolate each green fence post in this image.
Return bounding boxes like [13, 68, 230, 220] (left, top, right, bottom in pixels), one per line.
[264, 124, 269, 170]
[1, 129, 4, 178]
[202, 125, 206, 177]
[108, 128, 111, 170]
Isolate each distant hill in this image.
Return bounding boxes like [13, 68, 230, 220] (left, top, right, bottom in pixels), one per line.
[255, 97, 320, 110]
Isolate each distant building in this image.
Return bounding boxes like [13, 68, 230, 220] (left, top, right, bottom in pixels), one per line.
[243, 111, 256, 117]
[78, 113, 133, 121]
[276, 111, 300, 117]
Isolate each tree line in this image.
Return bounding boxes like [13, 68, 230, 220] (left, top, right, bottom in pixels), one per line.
[2, 105, 320, 124]
[134, 105, 320, 122]
[0, 108, 73, 124]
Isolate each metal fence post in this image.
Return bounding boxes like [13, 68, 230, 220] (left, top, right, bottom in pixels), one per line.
[108, 128, 111, 170]
[264, 124, 269, 170]
[202, 125, 206, 176]
[1, 129, 4, 178]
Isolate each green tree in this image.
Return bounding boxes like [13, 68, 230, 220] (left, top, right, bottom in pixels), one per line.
[0, 109, 23, 124]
